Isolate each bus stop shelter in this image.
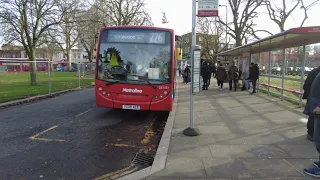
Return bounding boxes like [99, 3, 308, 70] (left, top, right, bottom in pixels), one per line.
[217, 26, 320, 107]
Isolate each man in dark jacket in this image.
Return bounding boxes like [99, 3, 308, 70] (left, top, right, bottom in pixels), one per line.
[228, 60, 239, 91]
[207, 63, 216, 86]
[201, 62, 211, 90]
[303, 66, 320, 141]
[249, 63, 260, 95]
[303, 72, 320, 177]
[210, 63, 216, 77]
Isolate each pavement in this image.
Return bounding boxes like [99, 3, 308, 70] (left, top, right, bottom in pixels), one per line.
[0, 88, 166, 180]
[144, 77, 317, 180]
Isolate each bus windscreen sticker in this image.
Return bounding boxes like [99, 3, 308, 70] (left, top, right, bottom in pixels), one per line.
[106, 30, 166, 44]
[148, 68, 160, 79]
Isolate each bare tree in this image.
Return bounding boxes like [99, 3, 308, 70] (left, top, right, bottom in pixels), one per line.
[300, 0, 320, 27]
[263, 0, 320, 33]
[264, 0, 300, 32]
[75, 6, 101, 62]
[39, 36, 62, 71]
[75, 0, 154, 62]
[218, 0, 264, 47]
[94, 0, 153, 26]
[0, 0, 65, 85]
[49, 0, 82, 70]
[197, 17, 228, 63]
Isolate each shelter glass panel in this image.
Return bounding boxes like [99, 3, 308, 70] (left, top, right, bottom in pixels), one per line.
[268, 77, 282, 97]
[270, 49, 283, 77]
[251, 53, 259, 64]
[283, 79, 301, 102]
[284, 46, 302, 78]
[306, 42, 320, 73]
[258, 52, 269, 76]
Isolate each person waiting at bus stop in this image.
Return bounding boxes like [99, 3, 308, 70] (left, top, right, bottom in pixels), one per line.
[247, 63, 259, 95]
[303, 66, 320, 141]
[183, 65, 191, 84]
[216, 63, 227, 90]
[303, 72, 320, 178]
[228, 60, 239, 91]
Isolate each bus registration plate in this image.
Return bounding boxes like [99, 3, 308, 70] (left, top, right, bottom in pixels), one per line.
[122, 105, 140, 110]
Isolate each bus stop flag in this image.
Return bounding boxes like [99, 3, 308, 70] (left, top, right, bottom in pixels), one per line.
[198, 0, 219, 17]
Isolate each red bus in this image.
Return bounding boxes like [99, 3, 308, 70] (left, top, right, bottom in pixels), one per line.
[95, 26, 176, 111]
[0, 58, 48, 72]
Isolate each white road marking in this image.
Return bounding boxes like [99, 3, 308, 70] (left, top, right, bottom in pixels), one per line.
[76, 109, 92, 117]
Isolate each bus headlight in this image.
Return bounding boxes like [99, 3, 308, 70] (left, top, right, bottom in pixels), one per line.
[163, 90, 168, 95]
[98, 87, 102, 91]
[102, 91, 106, 95]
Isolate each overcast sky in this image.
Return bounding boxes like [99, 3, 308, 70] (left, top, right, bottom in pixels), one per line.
[146, 0, 320, 41]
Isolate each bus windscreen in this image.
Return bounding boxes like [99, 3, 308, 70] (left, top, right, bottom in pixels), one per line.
[97, 28, 172, 85]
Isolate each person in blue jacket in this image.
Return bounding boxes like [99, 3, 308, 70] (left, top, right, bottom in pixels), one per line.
[303, 72, 320, 177]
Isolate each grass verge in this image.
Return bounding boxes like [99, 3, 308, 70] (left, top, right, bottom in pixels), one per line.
[0, 71, 94, 103]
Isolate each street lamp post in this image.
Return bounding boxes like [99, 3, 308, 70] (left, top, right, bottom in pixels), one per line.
[219, 4, 228, 50]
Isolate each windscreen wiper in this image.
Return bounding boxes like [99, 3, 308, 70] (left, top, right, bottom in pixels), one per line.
[139, 79, 156, 89]
[105, 80, 120, 86]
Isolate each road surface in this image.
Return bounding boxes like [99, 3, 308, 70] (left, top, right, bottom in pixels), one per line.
[0, 88, 167, 180]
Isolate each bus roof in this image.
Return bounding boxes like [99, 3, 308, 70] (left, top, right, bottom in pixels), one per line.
[99, 26, 174, 32]
[217, 26, 320, 56]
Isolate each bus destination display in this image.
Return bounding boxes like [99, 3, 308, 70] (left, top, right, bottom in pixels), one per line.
[107, 30, 166, 44]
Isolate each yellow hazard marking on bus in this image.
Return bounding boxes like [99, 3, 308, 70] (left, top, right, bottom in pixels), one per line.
[29, 125, 65, 142]
[106, 143, 137, 148]
[92, 166, 133, 180]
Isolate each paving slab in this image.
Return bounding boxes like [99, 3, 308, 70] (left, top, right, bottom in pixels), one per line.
[278, 144, 319, 158]
[247, 102, 285, 113]
[145, 79, 316, 180]
[151, 157, 207, 178]
[169, 135, 216, 154]
[241, 159, 303, 178]
[202, 158, 253, 179]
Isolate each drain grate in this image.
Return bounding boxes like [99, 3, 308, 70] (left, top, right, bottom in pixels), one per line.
[131, 153, 154, 167]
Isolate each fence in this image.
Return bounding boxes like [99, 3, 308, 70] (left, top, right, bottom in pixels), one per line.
[0, 59, 95, 103]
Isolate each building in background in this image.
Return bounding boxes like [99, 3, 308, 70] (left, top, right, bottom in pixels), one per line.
[0, 44, 90, 65]
[179, 32, 234, 66]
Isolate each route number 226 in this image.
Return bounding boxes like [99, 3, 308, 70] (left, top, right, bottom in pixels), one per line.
[149, 33, 164, 43]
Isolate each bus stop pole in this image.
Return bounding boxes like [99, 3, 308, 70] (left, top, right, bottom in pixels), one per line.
[299, 45, 306, 108]
[48, 61, 52, 96]
[78, 62, 81, 89]
[183, 0, 200, 136]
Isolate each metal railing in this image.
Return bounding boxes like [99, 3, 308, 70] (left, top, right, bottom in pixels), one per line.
[0, 60, 95, 103]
